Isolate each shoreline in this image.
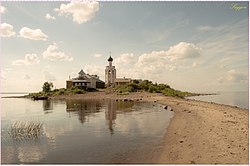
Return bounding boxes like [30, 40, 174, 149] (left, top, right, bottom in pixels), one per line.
[52, 91, 249, 164]
[2, 91, 248, 164]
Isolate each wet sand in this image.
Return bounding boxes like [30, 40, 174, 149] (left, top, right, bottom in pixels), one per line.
[50, 91, 249, 164]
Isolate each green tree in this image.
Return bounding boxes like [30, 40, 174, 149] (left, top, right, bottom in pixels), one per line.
[42, 82, 53, 93]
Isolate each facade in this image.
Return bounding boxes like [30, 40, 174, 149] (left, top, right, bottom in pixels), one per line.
[66, 69, 105, 89]
[105, 56, 116, 87]
[105, 56, 132, 87]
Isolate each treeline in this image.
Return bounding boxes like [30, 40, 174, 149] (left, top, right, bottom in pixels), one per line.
[114, 80, 197, 98]
[29, 82, 86, 97]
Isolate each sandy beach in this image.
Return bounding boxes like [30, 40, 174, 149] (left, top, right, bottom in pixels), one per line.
[50, 91, 249, 164]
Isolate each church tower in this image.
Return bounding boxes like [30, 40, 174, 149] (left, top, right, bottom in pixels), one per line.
[105, 56, 116, 87]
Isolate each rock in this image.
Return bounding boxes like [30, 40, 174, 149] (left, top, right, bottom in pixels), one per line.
[190, 161, 195, 164]
[164, 106, 168, 109]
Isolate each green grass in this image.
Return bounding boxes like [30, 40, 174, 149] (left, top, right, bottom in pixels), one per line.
[29, 86, 86, 97]
[114, 80, 197, 98]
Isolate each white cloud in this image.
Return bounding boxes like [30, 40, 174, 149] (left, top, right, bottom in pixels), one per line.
[54, 1, 99, 24]
[226, 70, 247, 82]
[0, 23, 16, 37]
[19, 27, 48, 41]
[217, 69, 247, 83]
[0, 70, 6, 80]
[12, 54, 40, 66]
[166, 42, 202, 60]
[45, 13, 56, 20]
[197, 25, 213, 32]
[92, 54, 102, 58]
[1, 5, 7, 14]
[83, 65, 104, 80]
[43, 43, 73, 62]
[43, 71, 56, 81]
[114, 53, 137, 65]
[24, 74, 31, 79]
[133, 42, 201, 75]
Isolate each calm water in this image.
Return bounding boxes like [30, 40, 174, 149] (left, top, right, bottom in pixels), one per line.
[1, 97, 174, 164]
[187, 91, 249, 109]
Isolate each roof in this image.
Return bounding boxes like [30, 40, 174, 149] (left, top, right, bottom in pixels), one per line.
[108, 56, 113, 61]
[79, 69, 86, 76]
[72, 80, 89, 83]
[115, 78, 131, 83]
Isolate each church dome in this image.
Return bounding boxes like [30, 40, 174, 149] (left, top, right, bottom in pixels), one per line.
[108, 56, 113, 61]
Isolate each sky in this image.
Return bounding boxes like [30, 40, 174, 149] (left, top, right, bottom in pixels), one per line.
[0, 1, 249, 93]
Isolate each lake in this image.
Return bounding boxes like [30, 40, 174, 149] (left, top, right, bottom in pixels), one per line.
[1, 97, 174, 164]
[187, 91, 249, 109]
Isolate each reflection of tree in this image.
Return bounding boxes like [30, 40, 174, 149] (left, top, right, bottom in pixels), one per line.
[43, 100, 53, 113]
[66, 99, 102, 124]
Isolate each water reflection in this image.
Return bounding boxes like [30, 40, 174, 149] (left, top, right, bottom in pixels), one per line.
[43, 100, 53, 113]
[105, 100, 134, 135]
[65, 99, 135, 134]
[66, 99, 102, 123]
[2, 98, 174, 164]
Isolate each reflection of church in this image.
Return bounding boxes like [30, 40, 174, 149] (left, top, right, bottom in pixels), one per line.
[64, 98, 134, 135]
[105, 56, 132, 87]
[105, 100, 117, 135]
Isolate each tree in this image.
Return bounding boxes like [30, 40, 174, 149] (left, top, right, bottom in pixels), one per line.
[42, 82, 53, 93]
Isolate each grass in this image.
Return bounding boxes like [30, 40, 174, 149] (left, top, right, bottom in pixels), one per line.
[114, 80, 198, 98]
[8, 121, 43, 141]
[29, 86, 86, 97]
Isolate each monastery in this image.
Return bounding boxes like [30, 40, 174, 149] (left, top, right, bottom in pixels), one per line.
[66, 56, 131, 89]
[105, 56, 131, 87]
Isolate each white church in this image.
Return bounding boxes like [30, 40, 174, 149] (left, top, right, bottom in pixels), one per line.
[105, 56, 132, 87]
[66, 55, 132, 89]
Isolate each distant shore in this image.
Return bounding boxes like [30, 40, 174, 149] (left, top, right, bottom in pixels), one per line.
[2, 91, 248, 164]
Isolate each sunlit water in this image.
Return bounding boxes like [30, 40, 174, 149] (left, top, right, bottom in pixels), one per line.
[1, 97, 174, 164]
[187, 91, 249, 109]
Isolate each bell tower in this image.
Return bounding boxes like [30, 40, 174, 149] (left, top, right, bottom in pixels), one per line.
[105, 56, 116, 87]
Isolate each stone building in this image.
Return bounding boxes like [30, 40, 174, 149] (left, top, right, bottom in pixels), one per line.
[66, 69, 105, 89]
[105, 56, 132, 87]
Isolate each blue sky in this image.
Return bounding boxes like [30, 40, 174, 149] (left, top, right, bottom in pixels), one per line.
[0, 1, 249, 93]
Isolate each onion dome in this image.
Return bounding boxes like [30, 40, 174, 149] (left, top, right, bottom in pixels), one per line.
[108, 56, 113, 61]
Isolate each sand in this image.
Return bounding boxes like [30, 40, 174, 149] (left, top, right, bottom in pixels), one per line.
[50, 91, 249, 164]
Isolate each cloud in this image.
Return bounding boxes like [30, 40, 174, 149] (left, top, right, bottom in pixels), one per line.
[1, 5, 7, 13]
[0, 70, 6, 80]
[43, 43, 73, 62]
[0, 23, 16, 37]
[23, 74, 31, 79]
[12, 54, 40, 66]
[54, 1, 99, 24]
[166, 42, 202, 60]
[197, 25, 213, 32]
[92, 54, 102, 58]
[83, 65, 104, 80]
[43, 71, 56, 81]
[19, 27, 48, 41]
[217, 70, 247, 83]
[133, 42, 201, 75]
[114, 53, 137, 65]
[226, 70, 247, 82]
[45, 13, 56, 20]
